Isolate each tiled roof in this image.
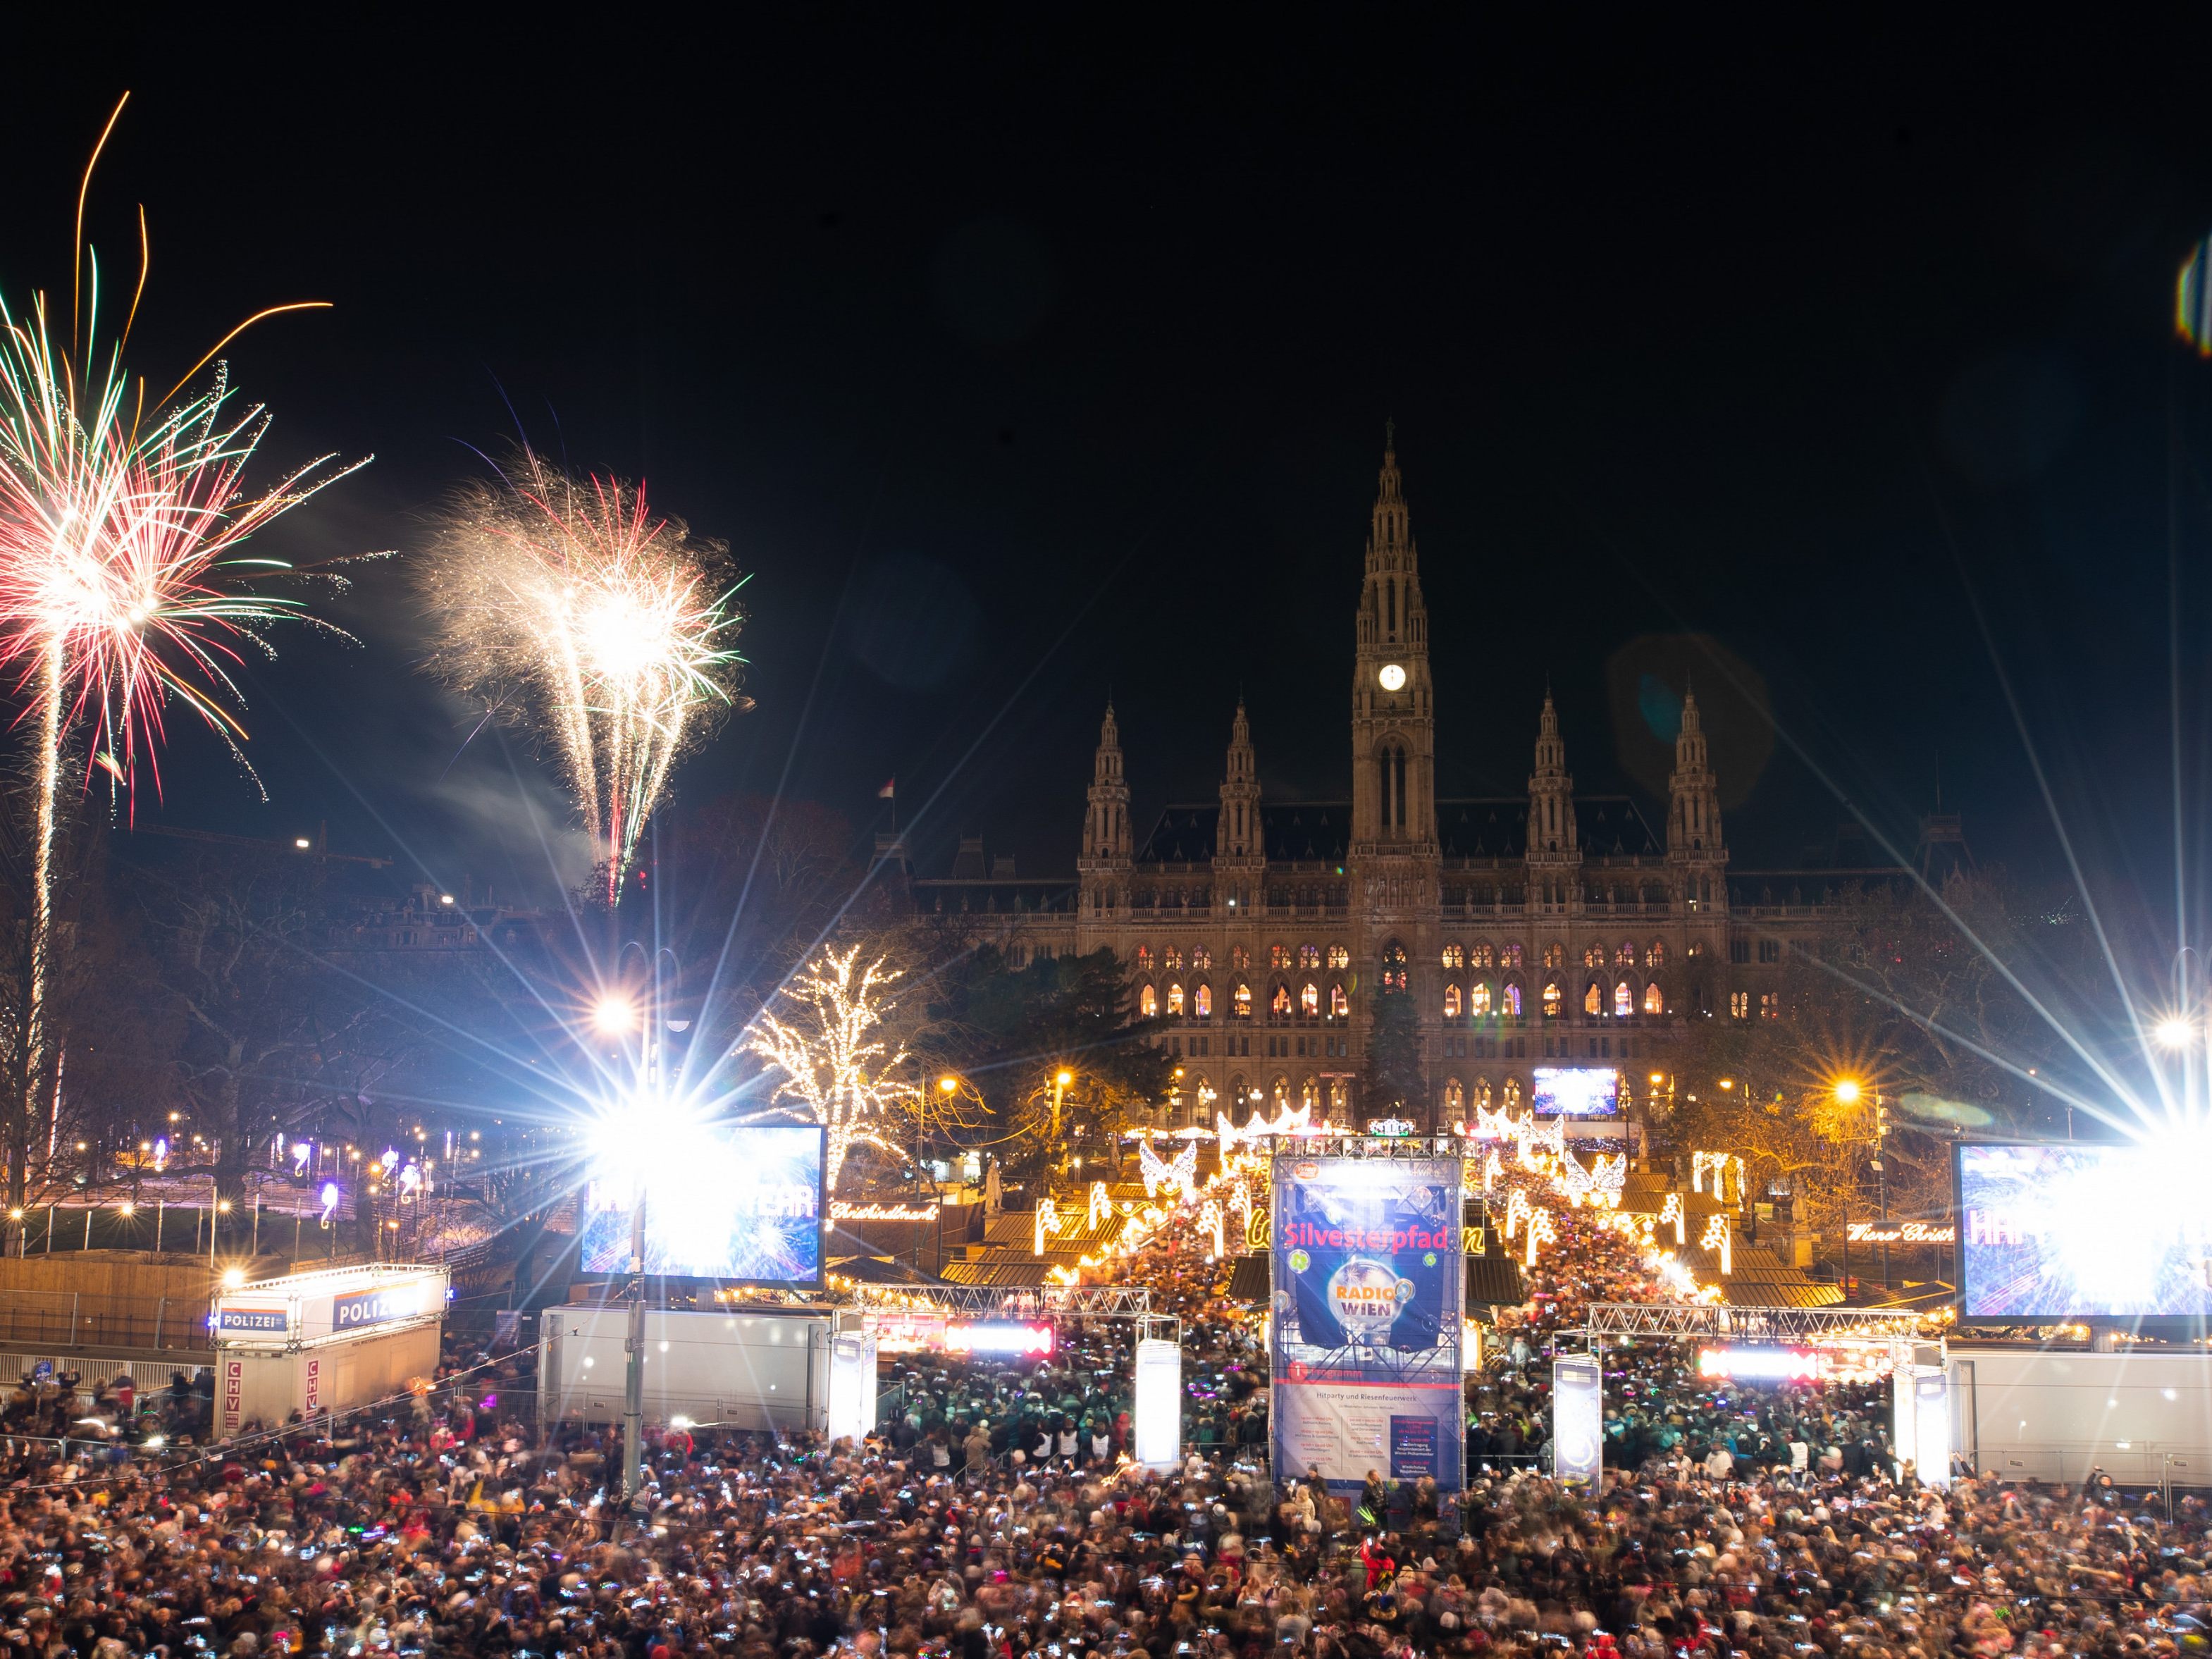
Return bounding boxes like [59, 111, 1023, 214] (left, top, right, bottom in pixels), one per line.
[1715, 1280, 1846, 1308]
[1132, 797, 1664, 865]
[1468, 1252, 1529, 1307]
[939, 1259, 1054, 1288]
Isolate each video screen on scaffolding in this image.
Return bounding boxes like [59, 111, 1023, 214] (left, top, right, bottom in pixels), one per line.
[1955, 1140, 2212, 1322]
[1530, 1066, 1619, 1118]
[577, 1124, 824, 1287]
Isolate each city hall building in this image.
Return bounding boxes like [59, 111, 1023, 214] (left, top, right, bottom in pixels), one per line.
[909, 436, 1919, 1132]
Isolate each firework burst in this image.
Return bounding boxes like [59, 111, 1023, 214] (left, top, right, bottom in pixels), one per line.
[0, 292, 362, 803]
[0, 93, 361, 1204]
[419, 448, 748, 901]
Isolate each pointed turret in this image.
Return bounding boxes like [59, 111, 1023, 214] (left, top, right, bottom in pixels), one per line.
[1665, 684, 1728, 918]
[1078, 702, 1131, 910]
[1216, 701, 1262, 861]
[1526, 693, 1578, 862]
[1667, 688, 1722, 855]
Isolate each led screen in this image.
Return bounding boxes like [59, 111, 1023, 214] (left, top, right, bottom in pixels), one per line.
[1531, 1066, 1619, 1117]
[1957, 1141, 2212, 1321]
[578, 1124, 824, 1285]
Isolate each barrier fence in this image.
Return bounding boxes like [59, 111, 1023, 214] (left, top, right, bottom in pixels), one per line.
[0, 1292, 212, 1353]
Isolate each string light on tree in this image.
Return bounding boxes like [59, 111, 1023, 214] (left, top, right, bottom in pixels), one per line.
[743, 945, 917, 1195]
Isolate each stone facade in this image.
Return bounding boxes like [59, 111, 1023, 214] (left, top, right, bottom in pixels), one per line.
[909, 436, 1899, 1132]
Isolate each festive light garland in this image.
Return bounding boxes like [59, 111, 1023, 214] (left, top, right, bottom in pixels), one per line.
[1524, 1207, 1557, 1266]
[1701, 1209, 1733, 1276]
[829, 1200, 937, 1222]
[1200, 1198, 1225, 1259]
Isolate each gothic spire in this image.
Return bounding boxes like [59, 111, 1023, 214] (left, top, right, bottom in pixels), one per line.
[1366, 424, 1415, 574]
[1218, 700, 1261, 860]
[1528, 695, 1578, 861]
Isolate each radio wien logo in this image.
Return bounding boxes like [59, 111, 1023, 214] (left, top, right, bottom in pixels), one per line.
[1325, 1257, 1412, 1340]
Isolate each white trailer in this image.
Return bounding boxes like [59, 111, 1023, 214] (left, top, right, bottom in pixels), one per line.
[209, 1264, 450, 1433]
[1953, 1345, 2212, 1487]
[537, 1304, 853, 1435]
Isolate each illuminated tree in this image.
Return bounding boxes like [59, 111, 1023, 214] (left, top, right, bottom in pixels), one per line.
[743, 944, 917, 1194]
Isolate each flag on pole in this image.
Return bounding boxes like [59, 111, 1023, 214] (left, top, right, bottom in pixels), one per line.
[877, 778, 896, 799]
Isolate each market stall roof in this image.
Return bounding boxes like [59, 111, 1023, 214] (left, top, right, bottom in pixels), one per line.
[1467, 1253, 1528, 1307]
[1228, 1254, 1269, 1302]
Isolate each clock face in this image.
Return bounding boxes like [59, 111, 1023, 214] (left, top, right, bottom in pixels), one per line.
[1378, 663, 1407, 691]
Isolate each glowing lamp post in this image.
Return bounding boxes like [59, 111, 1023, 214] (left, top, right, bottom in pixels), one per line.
[586, 967, 689, 1508]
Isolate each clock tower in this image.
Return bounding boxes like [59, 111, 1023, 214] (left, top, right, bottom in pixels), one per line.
[1347, 426, 1442, 1126]
[1350, 425, 1437, 853]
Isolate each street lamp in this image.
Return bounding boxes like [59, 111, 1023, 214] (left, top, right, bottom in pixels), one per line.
[1050, 1068, 1075, 1169]
[593, 991, 640, 1037]
[583, 953, 691, 1509]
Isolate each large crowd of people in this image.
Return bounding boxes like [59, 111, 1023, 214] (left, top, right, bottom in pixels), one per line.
[0, 1164, 2197, 1659]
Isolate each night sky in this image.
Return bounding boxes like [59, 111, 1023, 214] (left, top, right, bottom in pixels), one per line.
[8, 18, 2212, 932]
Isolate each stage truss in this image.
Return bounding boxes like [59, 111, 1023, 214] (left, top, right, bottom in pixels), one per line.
[1583, 1302, 1934, 1344]
[848, 1283, 1153, 1319]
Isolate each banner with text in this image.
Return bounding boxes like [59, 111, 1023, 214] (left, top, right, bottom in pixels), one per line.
[1270, 1152, 1464, 1493]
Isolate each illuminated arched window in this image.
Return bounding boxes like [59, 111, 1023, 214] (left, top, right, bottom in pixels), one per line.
[1231, 945, 1249, 971]
[1617, 942, 1636, 966]
[1272, 1075, 1291, 1108]
[1164, 947, 1183, 973]
[1473, 1076, 1491, 1110]
[1583, 980, 1602, 1016]
[1583, 944, 1605, 969]
[1300, 944, 1321, 969]
[1643, 981, 1664, 1016]
[1194, 983, 1213, 1019]
[1543, 943, 1565, 970]
[1471, 942, 1493, 968]
[1301, 1075, 1319, 1110]
[1614, 980, 1633, 1018]
[1328, 1077, 1349, 1113]
[1502, 943, 1524, 970]
[1270, 944, 1290, 969]
[1271, 983, 1292, 1018]
[1543, 980, 1564, 1018]
[1233, 982, 1252, 1018]
[1327, 944, 1349, 969]
[1441, 944, 1464, 970]
[1443, 983, 1463, 1019]
[1445, 1078, 1464, 1114]
[1470, 980, 1493, 1017]
[1300, 981, 1320, 1017]
[1502, 982, 1523, 1018]
[1503, 1077, 1522, 1111]
[1647, 941, 1667, 968]
[1330, 983, 1349, 1018]
[1167, 982, 1185, 1016]
[1190, 946, 1211, 971]
[1139, 985, 1158, 1018]
[1135, 945, 1153, 971]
